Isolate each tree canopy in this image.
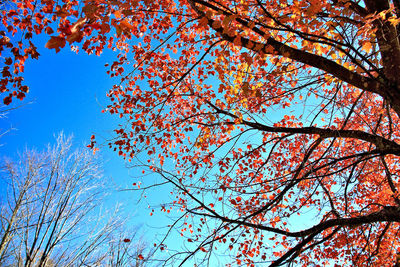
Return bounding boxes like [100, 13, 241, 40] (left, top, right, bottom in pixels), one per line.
[2, 0, 400, 265]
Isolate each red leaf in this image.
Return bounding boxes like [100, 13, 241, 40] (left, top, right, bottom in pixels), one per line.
[45, 27, 54, 35]
[4, 58, 12, 65]
[200, 247, 207, 252]
[3, 95, 12, 105]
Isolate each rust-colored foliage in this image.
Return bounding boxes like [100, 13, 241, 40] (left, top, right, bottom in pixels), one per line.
[3, 0, 400, 266]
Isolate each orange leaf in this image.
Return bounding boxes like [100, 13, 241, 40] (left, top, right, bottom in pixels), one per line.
[45, 36, 66, 53]
[362, 41, 372, 53]
[114, 10, 122, 19]
[71, 18, 87, 33]
[66, 31, 83, 43]
[120, 19, 136, 31]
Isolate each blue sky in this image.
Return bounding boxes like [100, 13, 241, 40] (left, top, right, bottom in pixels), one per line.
[1, 40, 115, 151]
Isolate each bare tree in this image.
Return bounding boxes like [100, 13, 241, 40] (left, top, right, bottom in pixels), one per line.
[72, 228, 151, 267]
[0, 101, 33, 145]
[0, 133, 147, 267]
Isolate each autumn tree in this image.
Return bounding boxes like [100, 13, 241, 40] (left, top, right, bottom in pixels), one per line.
[3, 0, 400, 265]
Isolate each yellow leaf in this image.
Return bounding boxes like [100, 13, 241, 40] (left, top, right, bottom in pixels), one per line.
[362, 41, 372, 53]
